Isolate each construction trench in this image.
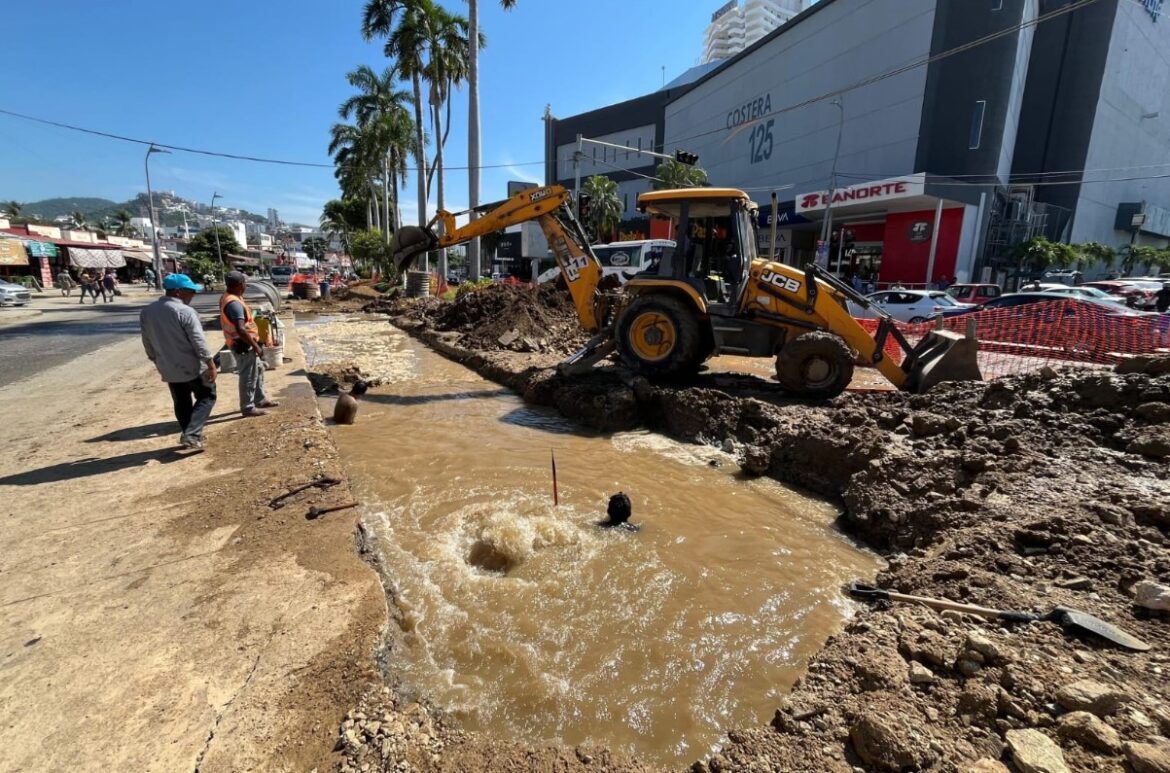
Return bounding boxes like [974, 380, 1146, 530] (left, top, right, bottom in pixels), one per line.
[302, 284, 1170, 772]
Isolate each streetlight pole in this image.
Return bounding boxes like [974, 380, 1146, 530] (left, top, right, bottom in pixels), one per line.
[818, 99, 845, 268]
[210, 192, 224, 281]
[144, 144, 170, 283]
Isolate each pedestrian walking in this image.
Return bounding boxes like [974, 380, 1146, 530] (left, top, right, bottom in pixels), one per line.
[101, 271, 116, 303]
[140, 274, 218, 450]
[78, 272, 95, 304]
[144, 266, 156, 290]
[57, 270, 75, 297]
[219, 271, 279, 417]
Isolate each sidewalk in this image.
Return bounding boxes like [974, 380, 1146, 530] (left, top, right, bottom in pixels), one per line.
[0, 320, 386, 771]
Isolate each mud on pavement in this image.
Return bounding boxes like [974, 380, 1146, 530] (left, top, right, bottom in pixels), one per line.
[334, 284, 1170, 772]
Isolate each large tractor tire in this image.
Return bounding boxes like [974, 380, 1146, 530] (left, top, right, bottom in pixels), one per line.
[616, 295, 703, 378]
[776, 331, 854, 399]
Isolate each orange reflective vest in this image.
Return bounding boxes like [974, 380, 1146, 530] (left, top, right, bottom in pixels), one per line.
[219, 293, 259, 348]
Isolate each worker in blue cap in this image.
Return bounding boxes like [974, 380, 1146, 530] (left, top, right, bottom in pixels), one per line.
[139, 273, 217, 450]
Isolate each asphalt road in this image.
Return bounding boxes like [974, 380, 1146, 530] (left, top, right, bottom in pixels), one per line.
[0, 294, 221, 389]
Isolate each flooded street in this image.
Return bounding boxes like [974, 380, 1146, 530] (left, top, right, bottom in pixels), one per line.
[301, 317, 882, 767]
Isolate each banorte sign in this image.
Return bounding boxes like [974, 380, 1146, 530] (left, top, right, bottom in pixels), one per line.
[796, 174, 925, 214]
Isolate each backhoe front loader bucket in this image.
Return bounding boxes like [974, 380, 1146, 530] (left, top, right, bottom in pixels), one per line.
[392, 226, 437, 272]
[902, 328, 983, 393]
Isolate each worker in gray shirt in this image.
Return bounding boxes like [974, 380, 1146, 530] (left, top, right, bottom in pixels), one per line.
[140, 274, 218, 450]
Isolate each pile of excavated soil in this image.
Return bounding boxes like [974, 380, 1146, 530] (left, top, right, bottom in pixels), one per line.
[388, 283, 589, 355]
[365, 315, 1170, 773]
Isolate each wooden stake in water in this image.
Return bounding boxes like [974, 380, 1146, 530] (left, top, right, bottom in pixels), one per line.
[551, 450, 559, 506]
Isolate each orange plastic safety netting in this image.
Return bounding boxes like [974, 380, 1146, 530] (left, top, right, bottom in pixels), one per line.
[856, 301, 1170, 379]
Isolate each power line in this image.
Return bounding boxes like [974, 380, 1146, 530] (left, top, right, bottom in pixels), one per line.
[660, 0, 1104, 151]
[0, 107, 543, 172]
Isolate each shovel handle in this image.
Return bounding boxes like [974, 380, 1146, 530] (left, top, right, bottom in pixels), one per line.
[848, 583, 1036, 623]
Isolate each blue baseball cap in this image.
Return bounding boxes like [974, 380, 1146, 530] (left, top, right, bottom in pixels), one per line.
[163, 274, 203, 292]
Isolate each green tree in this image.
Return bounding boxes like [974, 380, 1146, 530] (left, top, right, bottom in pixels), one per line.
[320, 198, 367, 253]
[303, 236, 329, 262]
[467, 0, 517, 281]
[351, 227, 399, 282]
[653, 158, 709, 189]
[1120, 244, 1159, 275]
[1076, 241, 1116, 271]
[70, 210, 88, 230]
[364, 0, 432, 243]
[582, 175, 622, 241]
[185, 226, 242, 273]
[330, 120, 384, 233]
[1012, 237, 1060, 273]
[113, 208, 135, 237]
[3, 201, 21, 218]
[339, 64, 415, 243]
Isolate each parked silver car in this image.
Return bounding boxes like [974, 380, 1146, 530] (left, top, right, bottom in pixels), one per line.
[0, 279, 32, 307]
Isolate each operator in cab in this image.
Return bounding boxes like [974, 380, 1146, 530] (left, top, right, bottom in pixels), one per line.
[597, 492, 639, 532]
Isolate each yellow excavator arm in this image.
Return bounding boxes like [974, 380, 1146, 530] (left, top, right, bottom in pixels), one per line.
[392, 185, 606, 332]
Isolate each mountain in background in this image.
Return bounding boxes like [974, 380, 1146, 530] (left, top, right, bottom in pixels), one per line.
[9, 193, 270, 228]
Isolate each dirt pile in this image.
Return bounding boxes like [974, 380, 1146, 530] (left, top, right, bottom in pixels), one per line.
[384, 283, 589, 355]
[373, 315, 1170, 772]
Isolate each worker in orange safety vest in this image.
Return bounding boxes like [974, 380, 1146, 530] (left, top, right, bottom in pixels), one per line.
[220, 271, 279, 417]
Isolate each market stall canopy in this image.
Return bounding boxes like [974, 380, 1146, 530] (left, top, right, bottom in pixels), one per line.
[68, 247, 126, 269]
[123, 251, 154, 263]
[0, 238, 30, 266]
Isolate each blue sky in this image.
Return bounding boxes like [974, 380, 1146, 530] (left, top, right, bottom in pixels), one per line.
[0, 0, 720, 226]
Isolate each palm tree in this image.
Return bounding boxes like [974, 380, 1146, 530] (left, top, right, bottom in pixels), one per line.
[70, 210, 89, 231]
[114, 208, 135, 237]
[425, 5, 477, 277]
[340, 64, 414, 244]
[653, 158, 709, 189]
[364, 0, 431, 248]
[330, 121, 384, 234]
[582, 175, 622, 242]
[3, 201, 21, 219]
[467, 0, 517, 280]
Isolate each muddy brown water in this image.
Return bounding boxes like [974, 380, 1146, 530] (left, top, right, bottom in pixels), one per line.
[300, 317, 882, 767]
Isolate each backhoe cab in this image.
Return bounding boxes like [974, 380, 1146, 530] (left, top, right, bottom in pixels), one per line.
[390, 184, 981, 398]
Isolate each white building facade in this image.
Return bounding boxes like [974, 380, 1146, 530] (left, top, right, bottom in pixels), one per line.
[702, 0, 804, 64]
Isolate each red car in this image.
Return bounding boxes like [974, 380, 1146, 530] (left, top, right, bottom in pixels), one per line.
[1082, 281, 1156, 309]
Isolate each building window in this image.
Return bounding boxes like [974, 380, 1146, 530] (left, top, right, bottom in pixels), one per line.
[969, 100, 986, 150]
[623, 193, 629, 213]
[637, 137, 643, 156]
[625, 140, 630, 160]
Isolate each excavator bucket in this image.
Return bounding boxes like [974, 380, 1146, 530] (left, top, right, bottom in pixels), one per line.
[392, 226, 437, 272]
[902, 328, 983, 393]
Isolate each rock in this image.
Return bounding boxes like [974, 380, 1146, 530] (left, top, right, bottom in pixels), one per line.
[1128, 430, 1170, 460]
[1056, 576, 1092, 591]
[1039, 365, 1058, 380]
[913, 412, 950, 437]
[1136, 402, 1170, 423]
[1055, 711, 1121, 753]
[1134, 580, 1170, 612]
[965, 632, 1002, 662]
[1125, 740, 1170, 773]
[958, 683, 999, 726]
[957, 658, 983, 677]
[497, 328, 520, 347]
[740, 445, 771, 476]
[963, 761, 1009, 773]
[849, 713, 932, 771]
[1006, 729, 1071, 773]
[909, 661, 935, 685]
[1055, 679, 1128, 716]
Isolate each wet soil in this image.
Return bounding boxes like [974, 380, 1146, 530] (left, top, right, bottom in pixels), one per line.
[344, 286, 1170, 772]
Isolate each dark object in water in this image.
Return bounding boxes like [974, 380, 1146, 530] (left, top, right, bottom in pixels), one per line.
[334, 381, 369, 425]
[598, 492, 638, 532]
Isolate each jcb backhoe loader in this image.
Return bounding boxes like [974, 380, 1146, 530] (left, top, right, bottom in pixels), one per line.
[392, 184, 980, 398]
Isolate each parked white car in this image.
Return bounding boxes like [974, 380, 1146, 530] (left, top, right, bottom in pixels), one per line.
[852, 289, 975, 323]
[0, 279, 32, 307]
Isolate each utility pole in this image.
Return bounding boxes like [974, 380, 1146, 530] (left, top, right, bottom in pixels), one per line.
[144, 144, 170, 281]
[210, 192, 224, 280]
[818, 99, 845, 268]
[574, 133, 583, 203]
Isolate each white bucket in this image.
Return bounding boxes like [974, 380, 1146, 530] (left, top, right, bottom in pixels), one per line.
[217, 348, 238, 374]
[262, 346, 283, 370]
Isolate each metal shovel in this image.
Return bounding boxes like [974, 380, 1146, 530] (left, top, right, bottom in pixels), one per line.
[848, 582, 1151, 652]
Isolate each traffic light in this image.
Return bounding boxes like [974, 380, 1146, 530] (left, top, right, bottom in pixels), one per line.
[674, 149, 699, 166]
[577, 191, 592, 223]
